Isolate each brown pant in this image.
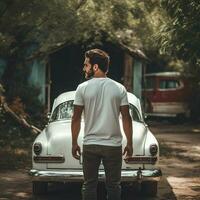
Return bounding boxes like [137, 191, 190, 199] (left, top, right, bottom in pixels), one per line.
[82, 144, 122, 200]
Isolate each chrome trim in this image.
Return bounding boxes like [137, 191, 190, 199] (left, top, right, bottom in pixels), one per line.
[124, 156, 157, 164]
[33, 155, 65, 163]
[29, 168, 162, 182]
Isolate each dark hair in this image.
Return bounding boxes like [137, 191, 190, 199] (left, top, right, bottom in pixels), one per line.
[85, 49, 110, 73]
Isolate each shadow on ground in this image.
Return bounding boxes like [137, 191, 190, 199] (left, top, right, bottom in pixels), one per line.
[0, 170, 176, 200]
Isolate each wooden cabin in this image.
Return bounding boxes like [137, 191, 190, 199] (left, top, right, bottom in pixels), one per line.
[0, 43, 147, 112]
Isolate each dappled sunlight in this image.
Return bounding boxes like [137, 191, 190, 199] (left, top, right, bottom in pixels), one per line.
[1, 146, 29, 156]
[0, 121, 199, 199]
[180, 152, 200, 161]
[194, 146, 200, 150]
[14, 148, 28, 156]
[167, 177, 200, 199]
[15, 192, 30, 198]
[0, 170, 177, 200]
[160, 141, 200, 162]
[160, 160, 200, 178]
[156, 129, 200, 199]
[1, 176, 15, 181]
[192, 128, 200, 133]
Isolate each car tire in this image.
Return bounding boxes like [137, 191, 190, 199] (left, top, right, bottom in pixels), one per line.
[141, 181, 157, 197]
[32, 181, 48, 195]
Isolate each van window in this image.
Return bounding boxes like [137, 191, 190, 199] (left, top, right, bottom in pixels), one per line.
[159, 80, 180, 89]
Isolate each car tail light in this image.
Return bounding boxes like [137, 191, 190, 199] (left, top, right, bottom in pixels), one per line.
[150, 144, 158, 156]
[33, 142, 42, 155]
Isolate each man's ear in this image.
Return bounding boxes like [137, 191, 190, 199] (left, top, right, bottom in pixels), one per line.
[93, 64, 99, 71]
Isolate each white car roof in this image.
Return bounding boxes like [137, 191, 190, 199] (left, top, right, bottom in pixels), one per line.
[52, 91, 142, 115]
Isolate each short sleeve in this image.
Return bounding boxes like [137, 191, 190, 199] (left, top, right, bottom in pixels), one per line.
[120, 87, 129, 106]
[74, 85, 84, 106]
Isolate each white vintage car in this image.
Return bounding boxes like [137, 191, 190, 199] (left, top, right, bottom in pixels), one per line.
[29, 91, 162, 196]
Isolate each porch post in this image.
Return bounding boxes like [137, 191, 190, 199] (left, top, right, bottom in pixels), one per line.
[123, 53, 133, 92]
[133, 59, 142, 100]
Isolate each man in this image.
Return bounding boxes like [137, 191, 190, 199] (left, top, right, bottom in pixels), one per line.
[71, 49, 133, 200]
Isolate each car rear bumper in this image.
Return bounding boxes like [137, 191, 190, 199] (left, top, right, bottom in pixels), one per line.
[29, 168, 162, 182]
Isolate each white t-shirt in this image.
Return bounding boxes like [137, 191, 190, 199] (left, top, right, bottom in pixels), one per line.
[74, 77, 129, 146]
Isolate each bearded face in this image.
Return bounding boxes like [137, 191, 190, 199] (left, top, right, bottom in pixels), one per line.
[83, 58, 94, 79]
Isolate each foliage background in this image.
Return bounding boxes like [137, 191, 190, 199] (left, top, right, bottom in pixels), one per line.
[0, 0, 200, 136]
[0, 0, 200, 170]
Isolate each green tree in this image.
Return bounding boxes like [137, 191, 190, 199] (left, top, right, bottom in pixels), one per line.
[0, 0, 145, 59]
[157, 0, 200, 118]
[126, 0, 200, 118]
[159, 0, 200, 62]
[0, 0, 144, 117]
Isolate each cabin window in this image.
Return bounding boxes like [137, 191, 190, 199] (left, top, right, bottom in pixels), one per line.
[144, 77, 155, 90]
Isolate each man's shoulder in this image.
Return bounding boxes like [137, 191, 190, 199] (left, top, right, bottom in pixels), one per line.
[107, 78, 125, 89]
[77, 80, 89, 88]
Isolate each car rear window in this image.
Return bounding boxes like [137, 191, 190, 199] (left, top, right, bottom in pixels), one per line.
[50, 101, 142, 122]
[50, 100, 74, 121]
[129, 104, 142, 122]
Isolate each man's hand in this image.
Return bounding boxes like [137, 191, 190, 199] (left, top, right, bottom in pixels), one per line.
[123, 144, 133, 158]
[72, 144, 81, 160]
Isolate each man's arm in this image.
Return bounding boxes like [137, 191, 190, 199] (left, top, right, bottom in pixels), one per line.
[120, 105, 133, 157]
[71, 105, 84, 159]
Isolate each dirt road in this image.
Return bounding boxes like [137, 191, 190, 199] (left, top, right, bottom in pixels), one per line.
[150, 122, 200, 200]
[0, 122, 200, 200]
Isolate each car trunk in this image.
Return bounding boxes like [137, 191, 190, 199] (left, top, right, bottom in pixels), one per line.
[46, 120, 146, 169]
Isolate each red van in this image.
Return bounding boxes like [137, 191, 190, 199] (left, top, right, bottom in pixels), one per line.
[143, 72, 191, 118]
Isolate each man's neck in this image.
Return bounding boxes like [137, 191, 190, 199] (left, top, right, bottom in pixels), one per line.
[93, 71, 107, 78]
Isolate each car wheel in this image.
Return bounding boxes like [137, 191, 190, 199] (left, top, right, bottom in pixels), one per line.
[141, 181, 157, 197]
[32, 181, 48, 195]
